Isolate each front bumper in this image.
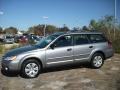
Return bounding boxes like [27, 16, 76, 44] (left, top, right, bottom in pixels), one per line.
[1, 60, 20, 72]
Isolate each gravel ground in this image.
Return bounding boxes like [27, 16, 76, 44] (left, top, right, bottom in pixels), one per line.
[0, 54, 120, 90]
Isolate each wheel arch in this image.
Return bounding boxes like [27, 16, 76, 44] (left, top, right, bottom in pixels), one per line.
[91, 51, 106, 60]
[19, 57, 43, 71]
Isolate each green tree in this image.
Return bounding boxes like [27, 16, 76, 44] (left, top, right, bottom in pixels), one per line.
[89, 16, 115, 39]
[0, 27, 3, 34]
[4, 27, 18, 35]
[28, 24, 59, 36]
[89, 19, 98, 30]
[89, 15, 120, 53]
[82, 26, 89, 31]
[46, 25, 58, 35]
[59, 24, 69, 32]
[28, 24, 44, 36]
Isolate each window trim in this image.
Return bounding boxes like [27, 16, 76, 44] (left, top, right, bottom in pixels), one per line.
[87, 34, 107, 44]
[73, 34, 90, 46]
[51, 34, 73, 48]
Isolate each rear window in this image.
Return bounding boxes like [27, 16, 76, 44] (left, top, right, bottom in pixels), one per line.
[88, 34, 107, 43]
[74, 34, 89, 45]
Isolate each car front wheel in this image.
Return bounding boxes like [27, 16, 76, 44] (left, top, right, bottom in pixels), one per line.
[21, 59, 41, 78]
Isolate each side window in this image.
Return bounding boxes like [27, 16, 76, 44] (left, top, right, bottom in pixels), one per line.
[88, 34, 106, 43]
[74, 34, 89, 45]
[54, 35, 72, 47]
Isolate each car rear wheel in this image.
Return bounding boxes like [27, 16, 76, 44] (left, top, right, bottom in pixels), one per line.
[91, 53, 104, 69]
[21, 59, 41, 78]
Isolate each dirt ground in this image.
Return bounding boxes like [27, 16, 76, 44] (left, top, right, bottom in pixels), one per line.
[0, 54, 120, 90]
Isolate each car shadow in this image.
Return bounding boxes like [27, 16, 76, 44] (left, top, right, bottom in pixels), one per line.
[1, 63, 92, 78]
[1, 69, 19, 77]
[41, 63, 92, 74]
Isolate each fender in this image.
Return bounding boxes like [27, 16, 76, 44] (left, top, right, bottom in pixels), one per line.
[88, 49, 105, 62]
[18, 54, 46, 71]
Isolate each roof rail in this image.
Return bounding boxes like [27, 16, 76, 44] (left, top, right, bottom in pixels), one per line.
[67, 30, 99, 33]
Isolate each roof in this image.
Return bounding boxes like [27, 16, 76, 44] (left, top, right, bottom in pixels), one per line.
[52, 31, 103, 36]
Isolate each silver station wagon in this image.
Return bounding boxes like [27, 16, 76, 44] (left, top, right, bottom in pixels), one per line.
[1, 32, 114, 78]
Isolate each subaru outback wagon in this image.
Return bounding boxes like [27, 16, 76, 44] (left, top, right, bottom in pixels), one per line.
[1, 32, 114, 78]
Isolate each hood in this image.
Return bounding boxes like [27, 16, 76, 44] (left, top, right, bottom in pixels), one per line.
[4, 45, 39, 57]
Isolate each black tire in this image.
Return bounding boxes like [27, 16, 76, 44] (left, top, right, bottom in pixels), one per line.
[91, 53, 104, 69]
[21, 59, 41, 78]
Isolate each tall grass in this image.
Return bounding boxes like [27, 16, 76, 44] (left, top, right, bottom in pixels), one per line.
[9, 44, 23, 50]
[0, 44, 5, 54]
[0, 43, 24, 54]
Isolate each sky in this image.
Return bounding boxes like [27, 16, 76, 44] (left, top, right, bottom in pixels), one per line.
[0, 0, 120, 31]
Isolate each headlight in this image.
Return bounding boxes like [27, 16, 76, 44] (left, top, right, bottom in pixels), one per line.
[4, 56, 17, 61]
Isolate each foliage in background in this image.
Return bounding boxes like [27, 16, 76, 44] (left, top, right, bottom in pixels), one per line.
[9, 44, 23, 50]
[0, 27, 3, 34]
[89, 15, 120, 53]
[3, 27, 18, 35]
[0, 15, 120, 53]
[0, 44, 24, 54]
[27, 24, 70, 36]
[0, 45, 4, 54]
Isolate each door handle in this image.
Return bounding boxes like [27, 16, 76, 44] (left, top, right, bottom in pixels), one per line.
[89, 46, 93, 48]
[67, 48, 72, 51]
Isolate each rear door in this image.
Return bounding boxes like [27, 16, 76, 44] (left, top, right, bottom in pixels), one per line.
[73, 34, 93, 61]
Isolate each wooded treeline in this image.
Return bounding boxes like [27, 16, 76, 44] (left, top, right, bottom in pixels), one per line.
[0, 15, 120, 53]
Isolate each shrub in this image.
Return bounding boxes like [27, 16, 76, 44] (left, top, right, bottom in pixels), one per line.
[113, 39, 120, 53]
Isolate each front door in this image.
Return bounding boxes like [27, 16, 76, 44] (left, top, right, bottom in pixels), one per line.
[46, 35, 73, 67]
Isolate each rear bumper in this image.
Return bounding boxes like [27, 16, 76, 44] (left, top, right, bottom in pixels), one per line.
[105, 48, 114, 59]
[5, 41, 14, 44]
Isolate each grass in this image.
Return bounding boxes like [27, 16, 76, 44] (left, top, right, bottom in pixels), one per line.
[9, 44, 22, 50]
[0, 43, 6, 54]
[0, 43, 25, 54]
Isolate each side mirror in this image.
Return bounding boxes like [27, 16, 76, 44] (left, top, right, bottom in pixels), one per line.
[50, 44, 55, 49]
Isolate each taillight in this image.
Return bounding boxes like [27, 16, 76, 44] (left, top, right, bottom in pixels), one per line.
[107, 40, 112, 48]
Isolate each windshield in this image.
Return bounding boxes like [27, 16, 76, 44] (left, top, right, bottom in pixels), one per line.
[6, 36, 14, 39]
[36, 35, 58, 48]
